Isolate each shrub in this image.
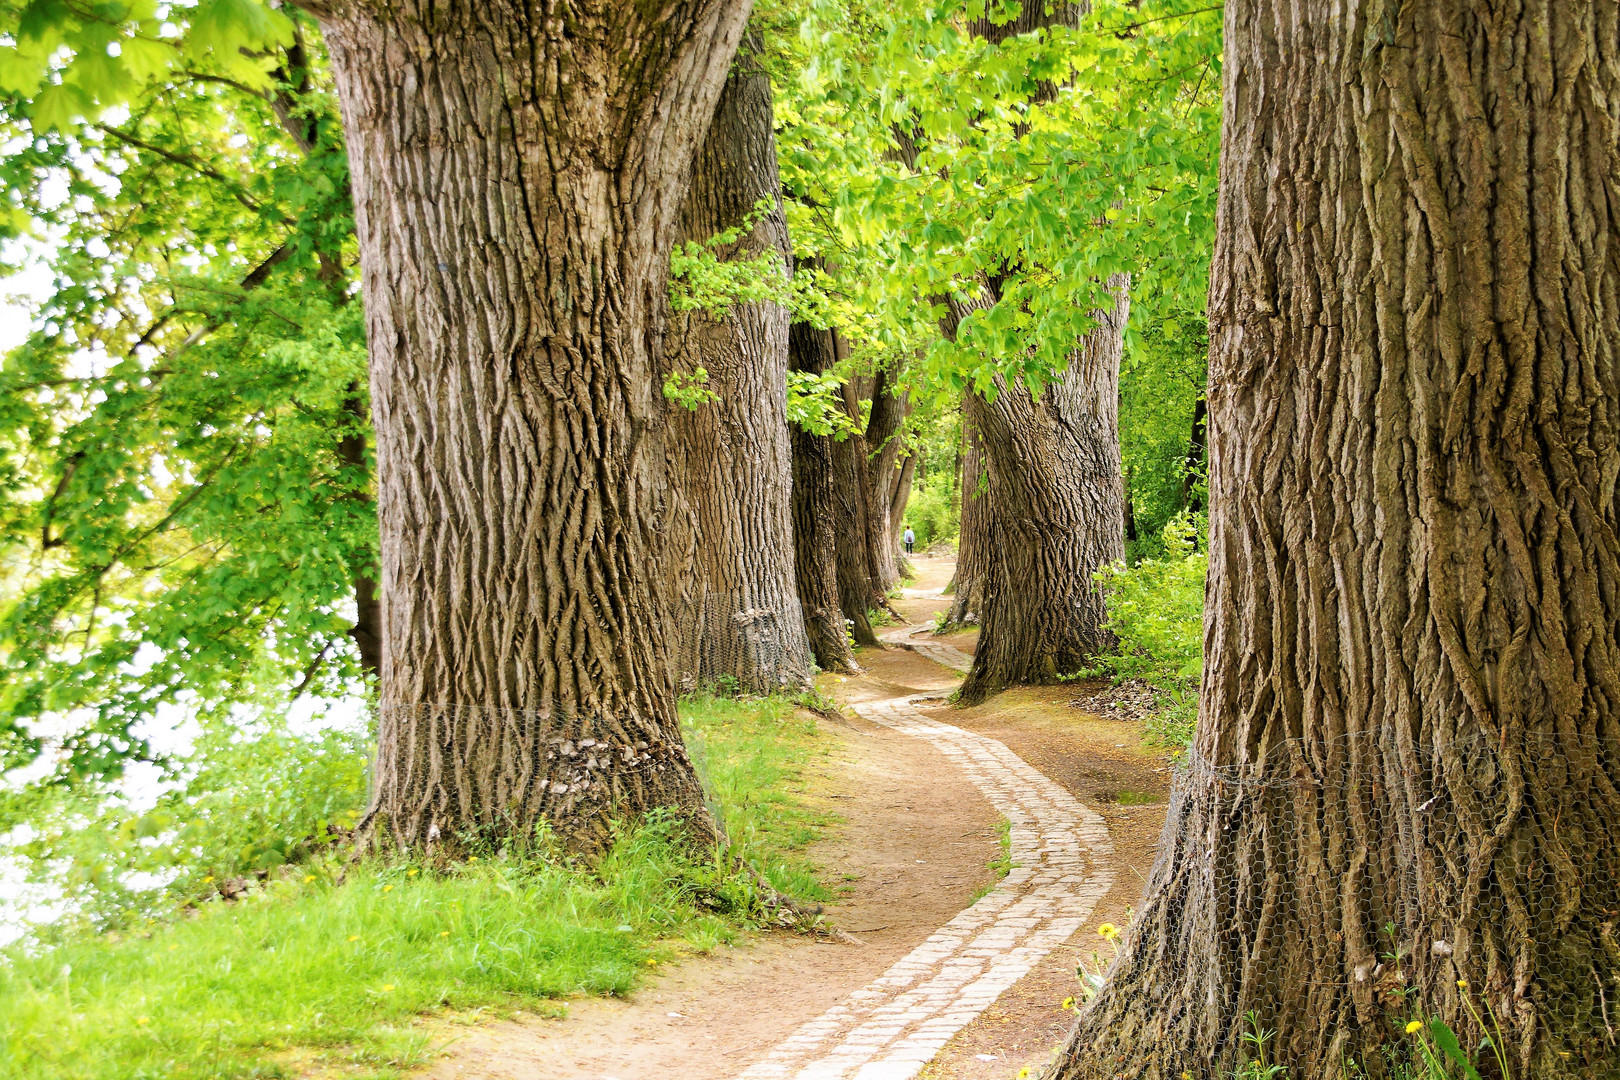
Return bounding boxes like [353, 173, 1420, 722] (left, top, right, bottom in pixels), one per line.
[902, 481, 959, 550]
[1091, 513, 1208, 752]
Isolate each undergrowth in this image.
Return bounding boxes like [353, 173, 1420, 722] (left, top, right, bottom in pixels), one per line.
[0, 693, 832, 1080]
[1087, 512, 1207, 755]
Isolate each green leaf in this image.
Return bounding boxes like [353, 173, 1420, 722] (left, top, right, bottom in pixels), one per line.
[1430, 1018, 1484, 1080]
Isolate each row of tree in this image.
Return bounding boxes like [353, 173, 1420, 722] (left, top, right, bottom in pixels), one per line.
[9, 0, 1616, 1077]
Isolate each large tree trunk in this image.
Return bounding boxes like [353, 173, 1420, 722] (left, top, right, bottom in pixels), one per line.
[957, 278, 1129, 705]
[312, 0, 750, 854]
[788, 320, 860, 675]
[1052, 2, 1620, 1077]
[945, 410, 989, 626]
[830, 407, 885, 649]
[888, 452, 915, 540]
[661, 31, 812, 695]
[863, 368, 911, 588]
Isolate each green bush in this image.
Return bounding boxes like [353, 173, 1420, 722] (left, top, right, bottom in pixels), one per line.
[902, 481, 959, 550]
[5, 719, 371, 938]
[1092, 513, 1208, 751]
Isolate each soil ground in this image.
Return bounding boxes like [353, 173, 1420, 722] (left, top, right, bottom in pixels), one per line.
[417, 556, 1171, 1080]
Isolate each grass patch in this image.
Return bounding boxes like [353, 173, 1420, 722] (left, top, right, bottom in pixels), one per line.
[970, 818, 1016, 903]
[0, 694, 832, 1080]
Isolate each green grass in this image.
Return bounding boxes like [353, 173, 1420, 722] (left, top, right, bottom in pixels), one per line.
[970, 818, 1016, 903]
[0, 694, 832, 1080]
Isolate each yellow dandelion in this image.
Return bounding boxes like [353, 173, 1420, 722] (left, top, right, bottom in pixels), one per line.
[439, 931, 450, 937]
[382, 884, 394, 893]
[348, 935, 361, 943]
[468, 855, 479, 862]
[382, 984, 395, 992]
[407, 868, 419, 876]
[167, 944, 178, 951]
[1183, 1073, 1194, 1080]
[135, 1017, 150, 1026]
[201, 875, 214, 884]
[1406, 1020, 1423, 1034]
[1097, 922, 1119, 940]
[646, 958, 658, 966]
[303, 875, 316, 883]
[1457, 978, 1469, 989]
[1060, 996, 1076, 1011]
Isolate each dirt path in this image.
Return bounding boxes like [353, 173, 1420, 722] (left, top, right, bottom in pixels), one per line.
[418, 556, 1169, 1080]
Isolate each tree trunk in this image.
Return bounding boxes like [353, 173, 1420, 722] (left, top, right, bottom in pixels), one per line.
[1052, 3, 1620, 1077]
[312, 0, 749, 854]
[957, 277, 1129, 705]
[831, 412, 885, 649]
[661, 31, 812, 695]
[864, 368, 911, 589]
[1178, 394, 1207, 513]
[788, 320, 860, 675]
[889, 452, 915, 540]
[946, 409, 989, 626]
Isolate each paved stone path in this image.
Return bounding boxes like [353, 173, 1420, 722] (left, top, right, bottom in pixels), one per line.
[737, 629, 1113, 1080]
[880, 623, 973, 674]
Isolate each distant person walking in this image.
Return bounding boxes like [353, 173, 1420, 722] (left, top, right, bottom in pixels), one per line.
[903, 526, 915, 554]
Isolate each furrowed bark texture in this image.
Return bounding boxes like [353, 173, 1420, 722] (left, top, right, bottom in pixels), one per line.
[1053, 2, 1620, 1077]
[863, 368, 912, 589]
[946, 402, 989, 626]
[314, 0, 750, 853]
[957, 278, 1129, 705]
[830, 402, 885, 649]
[788, 320, 860, 674]
[662, 33, 812, 694]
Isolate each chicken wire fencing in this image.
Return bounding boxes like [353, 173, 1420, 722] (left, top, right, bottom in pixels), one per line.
[1067, 727, 1620, 1080]
[670, 588, 815, 695]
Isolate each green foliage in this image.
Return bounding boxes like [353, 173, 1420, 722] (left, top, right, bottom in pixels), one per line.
[904, 480, 959, 549]
[0, 693, 832, 1079]
[3, 714, 370, 937]
[1094, 514, 1206, 686]
[0, 10, 369, 785]
[1088, 513, 1207, 751]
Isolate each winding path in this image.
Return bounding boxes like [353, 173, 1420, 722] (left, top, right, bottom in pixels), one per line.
[738, 623, 1114, 1080]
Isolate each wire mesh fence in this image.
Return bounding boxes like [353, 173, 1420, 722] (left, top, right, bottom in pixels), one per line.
[1065, 726, 1620, 1079]
[671, 588, 814, 695]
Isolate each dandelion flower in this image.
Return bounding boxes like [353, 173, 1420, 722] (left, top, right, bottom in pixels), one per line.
[1406, 1020, 1423, 1034]
[348, 935, 361, 943]
[135, 1017, 150, 1026]
[383, 884, 394, 893]
[202, 875, 214, 884]
[1457, 979, 1469, 989]
[382, 984, 395, 992]
[407, 868, 419, 876]
[646, 958, 658, 966]
[1097, 922, 1119, 940]
[440, 931, 450, 937]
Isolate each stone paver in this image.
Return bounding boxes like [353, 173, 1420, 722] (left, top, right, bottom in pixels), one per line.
[737, 628, 1113, 1080]
[880, 624, 973, 673]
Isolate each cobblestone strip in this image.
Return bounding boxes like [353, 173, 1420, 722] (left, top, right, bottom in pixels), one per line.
[738, 692, 1113, 1080]
[880, 624, 973, 674]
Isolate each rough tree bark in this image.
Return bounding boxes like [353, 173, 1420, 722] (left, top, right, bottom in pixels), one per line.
[955, 277, 1129, 705]
[308, 0, 750, 853]
[661, 31, 812, 694]
[863, 367, 912, 589]
[888, 452, 916, 540]
[1052, 2, 1620, 1077]
[830, 391, 886, 649]
[788, 320, 861, 674]
[945, 411, 989, 626]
